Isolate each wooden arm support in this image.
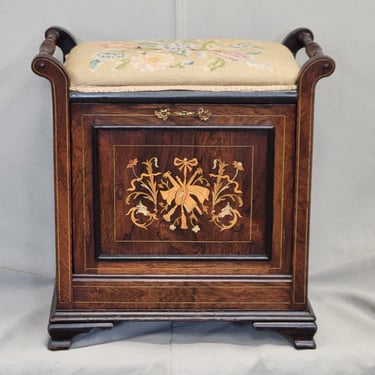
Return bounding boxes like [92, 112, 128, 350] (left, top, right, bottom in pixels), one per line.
[283, 28, 335, 86]
[282, 29, 335, 312]
[283, 28, 326, 57]
[32, 26, 77, 88]
[298, 31, 323, 58]
[39, 28, 60, 56]
[37, 26, 77, 60]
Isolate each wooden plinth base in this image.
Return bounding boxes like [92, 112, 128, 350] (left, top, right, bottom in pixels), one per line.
[48, 296, 317, 350]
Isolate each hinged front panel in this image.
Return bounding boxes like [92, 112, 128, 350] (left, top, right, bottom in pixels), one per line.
[71, 103, 295, 277]
[96, 126, 273, 260]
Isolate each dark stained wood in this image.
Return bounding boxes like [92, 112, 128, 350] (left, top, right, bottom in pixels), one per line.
[292, 52, 335, 307]
[298, 31, 324, 58]
[71, 103, 295, 276]
[32, 27, 335, 350]
[282, 27, 314, 56]
[70, 90, 298, 104]
[72, 279, 292, 310]
[45, 26, 77, 58]
[32, 36, 73, 309]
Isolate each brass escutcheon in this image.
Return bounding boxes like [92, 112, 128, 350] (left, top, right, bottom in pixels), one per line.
[155, 107, 212, 122]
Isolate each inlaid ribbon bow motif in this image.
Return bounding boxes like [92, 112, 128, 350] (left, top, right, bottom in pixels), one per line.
[160, 158, 210, 231]
[125, 156, 245, 232]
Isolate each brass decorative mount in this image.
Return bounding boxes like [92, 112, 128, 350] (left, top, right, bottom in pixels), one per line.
[155, 108, 212, 122]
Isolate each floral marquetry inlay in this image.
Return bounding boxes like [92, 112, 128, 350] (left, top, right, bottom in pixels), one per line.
[125, 156, 245, 233]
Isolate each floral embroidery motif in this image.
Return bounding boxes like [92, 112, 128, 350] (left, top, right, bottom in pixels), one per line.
[130, 53, 176, 72]
[125, 156, 245, 232]
[88, 39, 272, 74]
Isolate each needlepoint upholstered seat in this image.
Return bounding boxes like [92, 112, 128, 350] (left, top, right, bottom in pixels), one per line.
[64, 39, 300, 92]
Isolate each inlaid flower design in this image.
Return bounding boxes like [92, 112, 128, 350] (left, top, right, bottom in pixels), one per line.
[125, 157, 161, 229]
[209, 159, 244, 231]
[125, 156, 245, 232]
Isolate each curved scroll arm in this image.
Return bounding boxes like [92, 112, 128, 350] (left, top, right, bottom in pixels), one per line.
[283, 28, 335, 87]
[31, 28, 74, 308]
[287, 29, 335, 307]
[31, 26, 76, 87]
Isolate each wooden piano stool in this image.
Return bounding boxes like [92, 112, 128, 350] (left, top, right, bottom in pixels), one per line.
[32, 27, 335, 350]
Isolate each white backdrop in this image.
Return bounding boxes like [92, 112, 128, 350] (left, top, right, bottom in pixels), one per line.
[0, 1, 374, 374]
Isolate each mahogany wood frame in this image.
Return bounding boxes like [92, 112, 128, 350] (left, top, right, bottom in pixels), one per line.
[32, 27, 335, 350]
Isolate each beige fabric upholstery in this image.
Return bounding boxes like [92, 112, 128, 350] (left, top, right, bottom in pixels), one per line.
[64, 39, 300, 92]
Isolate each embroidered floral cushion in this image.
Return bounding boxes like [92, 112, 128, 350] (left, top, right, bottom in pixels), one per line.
[64, 39, 300, 92]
